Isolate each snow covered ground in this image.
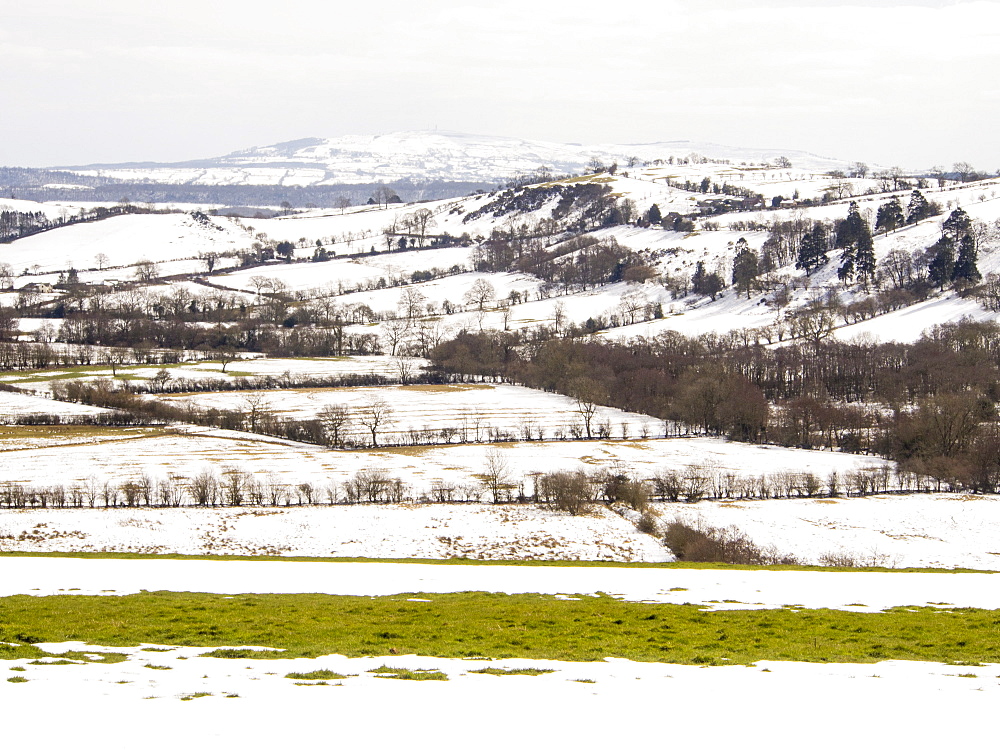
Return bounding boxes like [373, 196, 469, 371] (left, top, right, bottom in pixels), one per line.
[0, 505, 668, 561]
[3, 645, 995, 751]
[2, 213, 250, 277]
[8, 170, 1000, 349]
[0, 429, 885, 492]
[2, 355, 427, 394]
[3, 556, 999, 748]
[0, 391, 109, 417]
[60, 130, 855, 185]
[2, 489, 998, 569]
[155, 383, 662, 441]
[657, 494, 1000, 570]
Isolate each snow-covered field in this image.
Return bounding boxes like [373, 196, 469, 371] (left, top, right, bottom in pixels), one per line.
[156, 383, 662, 441]
[2, 490, 998, 569]
[657, 494, 1000, 570]
[0, 429, 885, 492]
[0, 391, 109, 417]
[2, 213, 250, 276]
[0, 505, 668, 561]
[3, 644, 995, 751]
[3, 355, 427, 393]
[3, 556, 1000, 749]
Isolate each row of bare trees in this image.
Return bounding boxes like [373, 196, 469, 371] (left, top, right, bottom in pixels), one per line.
[0, 462, 923, 512]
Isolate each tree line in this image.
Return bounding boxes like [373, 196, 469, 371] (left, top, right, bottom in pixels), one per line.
[428, 319, 1000, 491]
[0, 460, 910, 512]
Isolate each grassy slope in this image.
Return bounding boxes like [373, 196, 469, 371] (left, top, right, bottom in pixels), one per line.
[2, 591, 999, 666]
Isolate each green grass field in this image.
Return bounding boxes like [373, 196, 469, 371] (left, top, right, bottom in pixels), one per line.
[2, 591, 998, 666]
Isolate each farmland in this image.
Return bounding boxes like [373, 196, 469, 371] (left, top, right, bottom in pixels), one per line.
[6, 137, 1000, 751]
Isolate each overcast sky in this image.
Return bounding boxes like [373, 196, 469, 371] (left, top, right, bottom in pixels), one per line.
[2, 0, 997, 170]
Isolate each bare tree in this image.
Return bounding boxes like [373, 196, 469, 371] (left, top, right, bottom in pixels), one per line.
[104, 346, 130, 377]
[372, 184, 398, 208]
[134, 259, 160, 282]
[248, 276, 269, 295]
[398, 287, 427, 320]
[318, 404, 351, 447]
[199, 251, 220, 273]
[394, 357, 415, 384]
[94, 253, 109, 271]
[382, 318, 411, 357]
[358, 397, 393, 447]
[480, 448, 515, 504]
[790, 308, 836, 353]
[216, 346, 239, 372]
[953, 161, 977, 183]
[189, 468, 220, 506]
[334, 196, 352, 214]
[498, 300, 513, 330]
[411, 208, 436, 246]
[222, 466, 249, 506]
[552, 300, 567, 333]
[617, 290, 647, 325]
[243, 393, 273, 432]
[569, 377, 606, 439]
[463, 278, 496, 311]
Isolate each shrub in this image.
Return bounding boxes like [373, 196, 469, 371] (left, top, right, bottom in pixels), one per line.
[601, 472, 650, 511]
[663, 521, 799, 565]
[536, 471, 596, 515]
[636, 508, 661, 535]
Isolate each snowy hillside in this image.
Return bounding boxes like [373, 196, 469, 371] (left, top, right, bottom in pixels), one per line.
[58, 130, 854, 186]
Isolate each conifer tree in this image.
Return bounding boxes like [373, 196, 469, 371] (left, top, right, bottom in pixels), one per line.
[796, 224, 828, 275]
[927, 237, 955, 288]
[907, 190, 931, 224]
[838, 245, 855, 283]
[731, 238, 759, 298]
[952, 234, 981, 286]
[691, 261, 723, 300]
[855, 231, 876, 289]
[875, 197, 905, 233]
[942, 208, 972, 244]
[835, 202, 873, 286]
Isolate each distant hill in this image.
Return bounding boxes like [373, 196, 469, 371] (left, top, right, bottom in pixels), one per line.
[51, 130, 853, 187]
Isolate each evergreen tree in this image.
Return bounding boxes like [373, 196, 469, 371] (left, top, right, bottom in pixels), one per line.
[907, 190, 931, 224]
[952, 234, 981, 286]
[731, 238, 759, 298]
[942, 207, 972, 244]
[835, 203, 873, 286]
[835, 201, 871, 249]
[927, 237, 955, 288]
[646, 203, 662, 225]
[874, 197, 905, 233]
[691, 261, 723, 300]
[691, 261, 708, 294]
[796, 225, 828, 275]
[838, 245, 855, 283]
[855, 230, 876, 289]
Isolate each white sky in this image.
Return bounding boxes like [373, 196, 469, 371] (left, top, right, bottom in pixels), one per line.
[1, 0, 998, 170]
